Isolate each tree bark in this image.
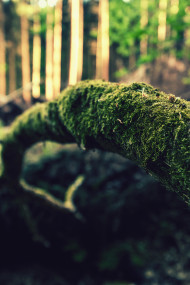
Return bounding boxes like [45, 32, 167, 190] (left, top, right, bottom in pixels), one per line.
[32, 13, 41, 99]
[140, 0, 148, 56]
[158, 0, 168, 42]
[96, 0, 109, 81]
[0, 80, 190, 204]
[68, 0, 82, 85]
[45, 9, 54, 100]
[21, 14, 31, 103]
[8, 45, 16, 94]
[0, 1, 6, 96]
[53, 0, 63, 97]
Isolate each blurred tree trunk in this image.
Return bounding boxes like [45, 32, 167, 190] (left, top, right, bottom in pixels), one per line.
[77, 0, 83, 82]
[53, 0, 63, 97]
[45, 8, 54, 100]
[8, 45, 16, 93]
[68, 0, 79, 85]
[158, 0, 168, 42]
[168, 0, 179, 53]
[0, 1, 6, 96]
[6, 2, 17, 94]
[129, 46, 136, 70]
[21, 14, 31, 103]
[32, 13, 41, 99]
[140, 0, 148, 56]
[68, 0, 83, 85]
[184, 6, 190, 62]
[96, 0, 109, 81]
[96, 1, 101, 79]
[170, 0, 179, 14]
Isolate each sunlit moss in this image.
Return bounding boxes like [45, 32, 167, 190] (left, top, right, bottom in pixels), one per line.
[58, 80, 190, 200]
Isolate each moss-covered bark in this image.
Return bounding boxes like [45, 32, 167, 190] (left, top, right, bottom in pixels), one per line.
[1, 80, 190, 202]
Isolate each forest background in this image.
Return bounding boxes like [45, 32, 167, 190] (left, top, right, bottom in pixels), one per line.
[0, 0, 190, 103]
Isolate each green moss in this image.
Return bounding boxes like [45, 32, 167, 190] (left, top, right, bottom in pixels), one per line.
[58, 80, 190, 200]
[1, 80, 190, 202]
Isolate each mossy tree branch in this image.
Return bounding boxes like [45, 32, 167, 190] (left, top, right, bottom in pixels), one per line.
[0, 80, 190, 204]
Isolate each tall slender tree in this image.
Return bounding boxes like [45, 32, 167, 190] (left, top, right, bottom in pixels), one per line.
[140, 0, 148, 55]
[53, 0, 63, 97]
[96, 0, 109, 80]
[77, 0, 83, 82]
[20, 5, 31, 103]
[6, 1, 17, 94]
[32, 12, 41, 98]
[68, 0, 83, 85]
[45, 7, 54, 100]
[170, 0, 179, 14]
[8, 45, 16, 93]
[0, 1, 6, 96]
[96, 1, 102, 79]
[158, 0, 168, 42]
[184, 5, 190, 61]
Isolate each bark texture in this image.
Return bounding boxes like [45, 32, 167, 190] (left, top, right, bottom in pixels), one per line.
[0, 80, 190, 203]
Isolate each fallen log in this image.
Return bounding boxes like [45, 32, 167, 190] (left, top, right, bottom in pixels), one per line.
[0, 80, 190, 208]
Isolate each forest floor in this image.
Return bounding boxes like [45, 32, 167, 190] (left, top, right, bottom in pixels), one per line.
[1, 141, 190, 285]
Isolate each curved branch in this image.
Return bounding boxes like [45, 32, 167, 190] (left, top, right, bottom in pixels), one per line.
[1, 80, 190, 203]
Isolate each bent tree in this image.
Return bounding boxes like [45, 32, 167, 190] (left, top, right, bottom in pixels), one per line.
[0, 80, 190, 217]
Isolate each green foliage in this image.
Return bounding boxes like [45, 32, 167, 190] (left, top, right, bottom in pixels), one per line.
[182, 68, 190, 84]
[99, 240, 147, 271]
[114, 67, 128, 79]
[109, 0, 190, 75]
[137, 52, 158, 65]
[109, 0, 140, 57]
[65, 240, 87, 263]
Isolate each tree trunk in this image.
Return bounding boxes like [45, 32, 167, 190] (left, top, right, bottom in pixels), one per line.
[140, 0, 148, 56]
[184, 6, 190, 62]
[68, 0, 83, 85]
[8, 45, 16, 94]
[0, 1, 6, 96]
[96, 0, 109, 81]
[45, 9, 54, 100]
[21, 14, 31, 103]
[158, 0, 168, 42]
[32, 13, 41, 99]
[53, 0, 63, 97]
[1, 81, 190, 204]
[129, 46, 136, 70]
[77, 0, 84, 82]
[170, 0, 179, 15]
